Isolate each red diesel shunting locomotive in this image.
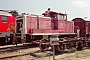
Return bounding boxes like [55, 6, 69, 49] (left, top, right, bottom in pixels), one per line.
[16, 8, 75, 44]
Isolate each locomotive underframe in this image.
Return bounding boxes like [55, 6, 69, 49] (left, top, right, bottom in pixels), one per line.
[18, 33, 79, 51]
[0, 32, 14, 45]
[32, 36, 90, 52]
[19, 33, 90, 52]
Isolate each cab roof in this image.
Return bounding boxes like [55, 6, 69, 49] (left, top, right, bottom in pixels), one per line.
[0, 11, 12, 16]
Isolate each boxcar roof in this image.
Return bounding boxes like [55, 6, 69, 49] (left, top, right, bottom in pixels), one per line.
[72, 17, 90, 22]
[72, 18, 85, 22]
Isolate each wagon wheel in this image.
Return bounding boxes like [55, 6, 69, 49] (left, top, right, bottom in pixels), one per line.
[88, 40, 90, 48]
[87, 38, 90, 48]
[39, 39, 50, 52]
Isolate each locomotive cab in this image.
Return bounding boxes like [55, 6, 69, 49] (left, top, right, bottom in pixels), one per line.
[0, 11, 16, 45]
[42, 8, 67, 20]
[43, 8, 67, 30]
[58, 13, 67, 20]
[48, 11, 67, 21]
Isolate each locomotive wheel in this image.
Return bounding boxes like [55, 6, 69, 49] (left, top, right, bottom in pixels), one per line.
[5, 35, 11, 44]
[76, 42, 83, 51]
[0, 37, 6, 45]
[39, 39, 50, 52]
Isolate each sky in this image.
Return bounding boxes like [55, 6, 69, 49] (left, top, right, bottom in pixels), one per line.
[0, 0, 90, 20]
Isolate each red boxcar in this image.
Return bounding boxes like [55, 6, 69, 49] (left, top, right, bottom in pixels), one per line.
[72, 18, 86, 36]
[85, 21, 90, 36]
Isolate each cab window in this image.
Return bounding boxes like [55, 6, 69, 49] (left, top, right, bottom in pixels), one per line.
[51, 14, 57, 18]
[58, 14, 67, 20]
[2, 16, 8, 22]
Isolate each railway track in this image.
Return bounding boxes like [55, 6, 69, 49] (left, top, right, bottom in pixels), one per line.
[0, 44, 40, 60]
[0, 43, 90, 60]
[0, 52, 31, 59]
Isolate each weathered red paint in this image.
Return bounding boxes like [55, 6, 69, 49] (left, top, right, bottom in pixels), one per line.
[58, 20, 66, 32]
[26, 15, 38, 33]
[16, 9, 75, 36]
[65, 21, 74, 33]
[38, 16, 51, 30]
